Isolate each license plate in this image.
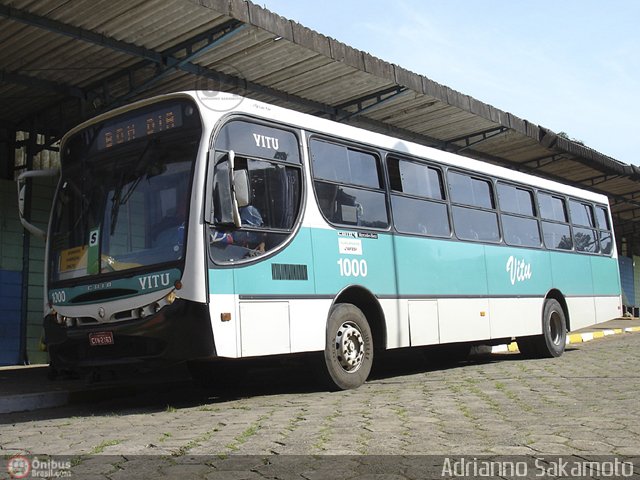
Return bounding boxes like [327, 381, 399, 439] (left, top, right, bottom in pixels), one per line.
[89, 331, 114, 346]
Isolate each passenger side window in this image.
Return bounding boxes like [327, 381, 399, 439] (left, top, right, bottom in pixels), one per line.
[448, 171, 499, 242]
[497, 183, 541, 247]
[569, 200, 598, 253]
[596, 206, 610, 230]
[311, 139, 388, 229]
[498, 183, 535, 216]
[538, 192, 572, 250]
[449, 171, 494, 209]
[596, 205, 613, 255]
[388, 157, 450, 237]
[388, 158, 444, 200]
[539, 193, 568, 222]
[311, 140, 381, 188]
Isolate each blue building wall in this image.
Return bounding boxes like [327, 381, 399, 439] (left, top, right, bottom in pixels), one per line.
[0, 177, 56, 365]
[618, 256, 635, 306]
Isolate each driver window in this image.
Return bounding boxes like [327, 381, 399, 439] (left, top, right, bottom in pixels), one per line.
[209, 121, 302, 263]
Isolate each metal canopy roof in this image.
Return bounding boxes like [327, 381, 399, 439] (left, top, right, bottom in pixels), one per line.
[2, 0, 640, 249]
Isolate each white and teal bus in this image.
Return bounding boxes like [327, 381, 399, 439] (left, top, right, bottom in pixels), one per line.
[22, 91, 621, 389]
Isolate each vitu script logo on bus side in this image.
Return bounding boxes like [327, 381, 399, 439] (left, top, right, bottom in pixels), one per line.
[505, 256, 532, 285]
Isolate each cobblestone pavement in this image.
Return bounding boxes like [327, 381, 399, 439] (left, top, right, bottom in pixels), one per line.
[1, 332, 639, 478]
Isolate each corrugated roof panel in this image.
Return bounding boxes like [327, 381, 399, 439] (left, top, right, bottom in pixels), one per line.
[477, 136, 548, 160]
[255, 52, 337, 86]
[540, 160, 594, 178]
[192, 26, 278, 66]
[294, 72, 393, 105]
[1, 0, 639, 243]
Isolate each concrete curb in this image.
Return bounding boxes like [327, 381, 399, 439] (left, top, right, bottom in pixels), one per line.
[491, 325, 640, 354]
[0, 385, 140, 415]
[0, 391, 70, 414]
[0, 379, 188, 415]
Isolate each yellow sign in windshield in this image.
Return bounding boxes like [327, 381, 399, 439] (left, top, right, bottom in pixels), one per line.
[59, 246, 88, 273]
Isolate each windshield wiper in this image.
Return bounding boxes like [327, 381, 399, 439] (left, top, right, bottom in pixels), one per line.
[109, 140, 154, 235]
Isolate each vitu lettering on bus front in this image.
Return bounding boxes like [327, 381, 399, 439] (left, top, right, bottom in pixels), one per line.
[138, 273, 171, 290]
[505, 256, 532, 285]
[252, 133, 280, 150]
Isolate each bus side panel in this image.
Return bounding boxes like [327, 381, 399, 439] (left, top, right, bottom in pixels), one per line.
[565, 297, 597, 331]
[310, 228, 403, 346]
[488, 298, 544, 338]
[208, 228, 319, 357]
[591, 255, 623, 323]
[393, 236, 488, 296]
[289, 298, 332, 352]
[207, 269, 240, 358]
[393, 236, 490, 344]
[549, 251, 596, 330]
[232, 227, 317, 357]
[594, 296, 622, 324]
[591, 255, 623, 296]
[484, 246, 552, 338]
[437, 298, 490, 343]
[239, 301, 290, 357]
[407, 299, 439, 346]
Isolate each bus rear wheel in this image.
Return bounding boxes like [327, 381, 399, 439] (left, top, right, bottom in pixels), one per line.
[322, 303, 373, 390]
[518, 298, 567, 358]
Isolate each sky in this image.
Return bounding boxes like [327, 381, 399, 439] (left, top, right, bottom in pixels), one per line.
[260, 1, 640, 165]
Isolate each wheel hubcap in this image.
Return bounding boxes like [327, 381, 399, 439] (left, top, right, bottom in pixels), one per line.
[335, 321, 365, 372]
[549, 311, 562, 345]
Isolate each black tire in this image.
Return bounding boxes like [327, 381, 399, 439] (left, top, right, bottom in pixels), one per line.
[517, 298, 567, 358]
[322, 303, 373, 390]
[539, 299, 567, 357]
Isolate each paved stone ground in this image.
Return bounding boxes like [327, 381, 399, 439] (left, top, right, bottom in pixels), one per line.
[1, 332, 639, 478]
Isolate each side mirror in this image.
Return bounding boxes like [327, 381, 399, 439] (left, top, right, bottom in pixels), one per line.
[210, 150, 242, 228]
[16, 168, 59, 240]
[228, 150, 242, 228]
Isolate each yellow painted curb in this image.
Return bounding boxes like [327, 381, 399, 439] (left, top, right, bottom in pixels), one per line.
[568, 333, 583, 344]
[492, 323, 640, 354]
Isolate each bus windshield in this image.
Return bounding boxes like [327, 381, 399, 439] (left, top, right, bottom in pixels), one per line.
[49, 99, 202, 284]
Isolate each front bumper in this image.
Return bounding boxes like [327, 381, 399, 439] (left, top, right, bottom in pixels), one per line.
[44, 299, 215, 370]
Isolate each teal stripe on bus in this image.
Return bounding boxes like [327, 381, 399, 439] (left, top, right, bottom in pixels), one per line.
[208, 227, 621, 298]
[591, 254, 623, 296]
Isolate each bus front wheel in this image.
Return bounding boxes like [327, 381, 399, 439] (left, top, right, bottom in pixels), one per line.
[322, 303, 373, 390]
